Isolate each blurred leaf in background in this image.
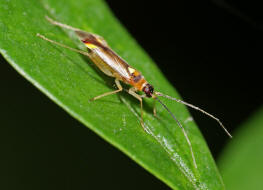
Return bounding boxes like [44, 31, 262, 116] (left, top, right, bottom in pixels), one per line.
[219, 107, 263, 190]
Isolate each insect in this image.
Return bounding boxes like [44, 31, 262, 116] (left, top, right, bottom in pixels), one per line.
[37, 16, 232, 168]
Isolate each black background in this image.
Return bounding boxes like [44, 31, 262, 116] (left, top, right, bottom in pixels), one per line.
[1, 0, 262, 189]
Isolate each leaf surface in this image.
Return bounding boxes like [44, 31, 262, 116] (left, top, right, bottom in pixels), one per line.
[0, 0, 224, 189]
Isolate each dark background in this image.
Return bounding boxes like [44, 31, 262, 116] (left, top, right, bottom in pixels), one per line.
[1, 0, 262, 189]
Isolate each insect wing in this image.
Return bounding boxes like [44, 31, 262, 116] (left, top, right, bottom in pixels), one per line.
[77, 31, 134, 82]
[98, 47, 132, 80]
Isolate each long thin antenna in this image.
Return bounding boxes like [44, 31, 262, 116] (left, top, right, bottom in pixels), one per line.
[155, 91, 232, 138]
[155, 96, 197, 169]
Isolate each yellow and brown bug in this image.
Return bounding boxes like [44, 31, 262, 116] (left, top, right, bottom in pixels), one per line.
[37, 16, 232, 168]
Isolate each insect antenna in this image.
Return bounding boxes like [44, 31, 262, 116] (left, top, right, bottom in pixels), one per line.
[155, 91, 232, 138]
[155, 96, 197, 168]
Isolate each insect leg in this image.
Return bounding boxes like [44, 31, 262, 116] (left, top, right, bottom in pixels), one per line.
[45, 16, 82, 32]
[37, 33, 90, 57]
[45, 16, 108, 47]
[127, 88, 146, 130]
[90, 79, 123, 101]
[153, 98, 157, 117]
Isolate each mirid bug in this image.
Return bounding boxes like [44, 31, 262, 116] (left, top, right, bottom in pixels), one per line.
[37, 16, 232, 168]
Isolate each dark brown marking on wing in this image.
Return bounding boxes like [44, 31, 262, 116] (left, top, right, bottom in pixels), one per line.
[75, 31, 108, 49]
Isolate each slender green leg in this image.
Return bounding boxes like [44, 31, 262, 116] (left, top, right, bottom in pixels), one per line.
[90, 79, 122, 101]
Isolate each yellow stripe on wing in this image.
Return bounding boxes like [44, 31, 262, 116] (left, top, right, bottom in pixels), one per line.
[85, 43, 97, 49]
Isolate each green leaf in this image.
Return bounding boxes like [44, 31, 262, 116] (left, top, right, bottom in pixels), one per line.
[0, 0, 224, 189]
[218, 107, 263, 190]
